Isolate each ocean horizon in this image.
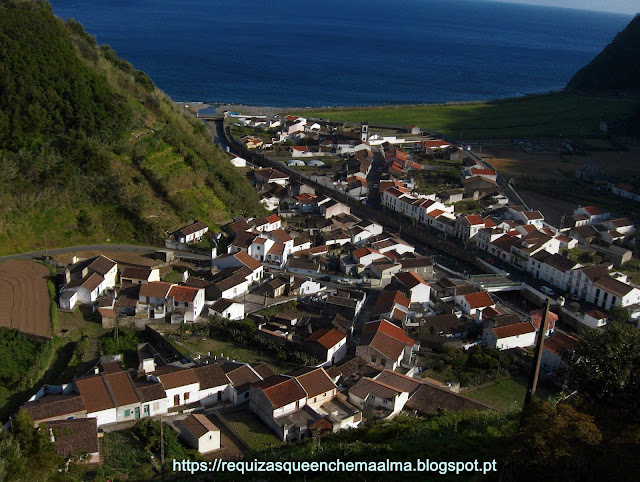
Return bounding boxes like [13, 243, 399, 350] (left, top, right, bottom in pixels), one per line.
[50, 0, 633, 107]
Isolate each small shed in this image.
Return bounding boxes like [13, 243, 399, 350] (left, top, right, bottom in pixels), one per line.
[177, 414, 220, 453]
[230, 156, 247, 167]
[59, 290, 78, 311]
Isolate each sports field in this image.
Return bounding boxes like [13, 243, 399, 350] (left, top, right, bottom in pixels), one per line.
[0, 260, 51, 338]
[300, 93, 637, 139]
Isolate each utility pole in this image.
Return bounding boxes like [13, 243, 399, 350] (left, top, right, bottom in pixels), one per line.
[523, 299, 551, 410]
[160, 416, 165, 481]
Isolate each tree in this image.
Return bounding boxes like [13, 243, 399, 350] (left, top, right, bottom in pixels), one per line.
[510, 401, 602, 480]
[567, 322, 640, 411]
[0, 410, 62, 480]
[609, 306, 630, 323]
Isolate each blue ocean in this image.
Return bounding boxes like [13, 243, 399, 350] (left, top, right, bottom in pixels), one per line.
[49, 0, 633, 107]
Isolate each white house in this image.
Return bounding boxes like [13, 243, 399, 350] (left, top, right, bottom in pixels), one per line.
[138, 281, 175, 319]
[209, 298, 245, 320]
[174, 222, 209, 244]
[168, 285, 205, 322]
[393, 271, 431, 303]
[177, 414, 221, 453]
[151, 367, 200, 409]
[304, 328, 348, 367]
[483, 321, 537, 350]
[348, 377, 410, 418]
[87, 255, 118, 289]
[61, 272, 108, 308]
[74, 375, 117, 426]
[193, 364, 231, 406]
[454, 291, 495, 320]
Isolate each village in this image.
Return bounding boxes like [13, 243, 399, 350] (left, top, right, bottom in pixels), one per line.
[9, 110, 640, 466]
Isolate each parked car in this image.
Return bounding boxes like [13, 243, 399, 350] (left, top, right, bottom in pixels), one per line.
[540, 286, 555, 296]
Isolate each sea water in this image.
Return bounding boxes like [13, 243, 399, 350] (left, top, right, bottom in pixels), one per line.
[49, 0, 633, 106]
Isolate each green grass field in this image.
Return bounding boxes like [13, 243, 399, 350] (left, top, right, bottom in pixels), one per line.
[299, 93, 637, 138]
[465, 375, 560, 413]
[222, 409, 281, 450]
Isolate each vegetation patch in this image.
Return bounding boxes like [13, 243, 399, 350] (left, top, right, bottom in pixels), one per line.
[222, 409, 281, 450]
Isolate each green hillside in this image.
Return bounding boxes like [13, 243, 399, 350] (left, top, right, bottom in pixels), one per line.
[0, 0, 262, 255]
[567, 14, 640, 92]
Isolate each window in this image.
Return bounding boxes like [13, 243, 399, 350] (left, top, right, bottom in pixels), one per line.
[595, 288, 601, 299]
[124, 409, 131, 417]
[603, 292, 608, 303]
[371, 355, 376, 363]
[184, 392, 190, 401]
[153, 402, 159, 410]
[381, 359, 386, 367]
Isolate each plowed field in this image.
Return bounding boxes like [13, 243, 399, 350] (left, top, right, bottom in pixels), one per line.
[0, 260, 51, 338]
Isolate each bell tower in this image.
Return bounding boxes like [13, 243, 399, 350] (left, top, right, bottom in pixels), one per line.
[361, 121, 369, 143]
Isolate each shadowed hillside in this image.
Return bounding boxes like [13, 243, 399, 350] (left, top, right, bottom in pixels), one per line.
[567, 14, 640, 93]
[0, 0, 262, 255]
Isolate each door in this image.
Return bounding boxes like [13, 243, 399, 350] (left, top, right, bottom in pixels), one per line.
[143, 405, 150, 417]
[134, 407, 140, 419]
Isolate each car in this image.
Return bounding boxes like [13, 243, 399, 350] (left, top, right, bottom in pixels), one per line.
[540, 286, 555, 296]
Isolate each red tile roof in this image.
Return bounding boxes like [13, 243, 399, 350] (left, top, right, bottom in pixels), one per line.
[169, 285, 201, 303]
[363, 319, 414, 347]
[88, 255, 116, 276]
[234, 250, 263, 271]
[582, 205, 605, 216]
[259, 377, 306, 409]
[139, 281, 175, 299]
[294, 368, 336, 398]
[465, 215, 485, 225]
[305, 328, 346, 349]
[103, 371, 140, 406]
[544, 330, 579, 356]
[75, 375, 115, 413]
[177, 221, 208, 236]
[373, 290, 410, 315]
[156, 367, 199, 390]
[529, 310, 558, 331]
[180, 414, 219, 438]
[492, 322, 535, 339]
[470, 168, 496, 176]
[464, 291, 494, 309]
[394, 271, 428, 289]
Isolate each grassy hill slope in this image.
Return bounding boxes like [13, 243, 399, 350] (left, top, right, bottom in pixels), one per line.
[567, 14, 640, 92]
[0, 0, 262, 255]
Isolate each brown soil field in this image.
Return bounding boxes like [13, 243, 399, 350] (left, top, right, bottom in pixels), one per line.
[0, 260, 51, 338]
[481, 143, 640, 181]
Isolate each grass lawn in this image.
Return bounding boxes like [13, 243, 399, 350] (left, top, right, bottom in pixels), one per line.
[298, 92, 638, 138]
[222, 409, 281, 451]
[464, 375, 561, 413]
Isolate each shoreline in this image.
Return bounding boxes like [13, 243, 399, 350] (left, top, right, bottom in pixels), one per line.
[176, 90, 632, 116]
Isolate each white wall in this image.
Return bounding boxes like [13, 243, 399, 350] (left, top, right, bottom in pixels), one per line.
[88, 408, 117, 426]
[165, 383, 200, 408]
